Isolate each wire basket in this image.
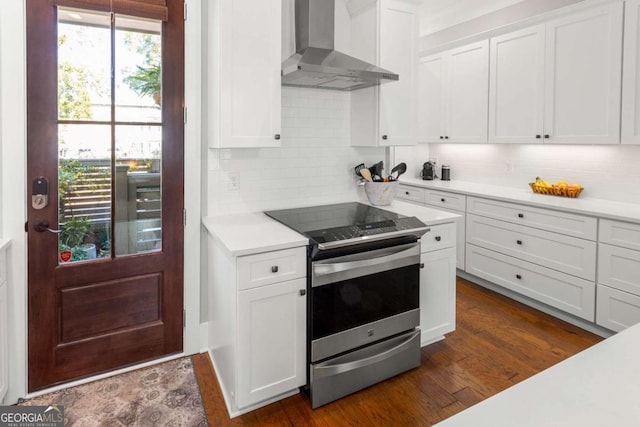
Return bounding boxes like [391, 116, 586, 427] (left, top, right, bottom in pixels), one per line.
[529, 183, 583, 198]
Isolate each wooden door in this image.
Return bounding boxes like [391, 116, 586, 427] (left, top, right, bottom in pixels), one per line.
[27, 0, 184, 391]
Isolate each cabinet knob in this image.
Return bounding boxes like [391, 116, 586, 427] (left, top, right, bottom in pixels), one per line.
[544, 134, 550, 139]
[441, 198, 445, 202]
[518, 213, 524, 218]
[420, 263, 425, 269]
[440, 136, 444, 140]
[516, 240, 523, 245]
[299, 289, 306, 296]
[535, 134, 541, 139]
[271, 266, 279, 273]
[274, 134, 281, 140]
[444, 136, 449, 139]
[405, 191, 410, 195]
[382, 135, 388, 140]
[516, 274, 522, 280]
[435, 236, 441, 242]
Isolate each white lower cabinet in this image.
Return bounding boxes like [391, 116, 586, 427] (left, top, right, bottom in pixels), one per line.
[397, 184, 466, 270]
[208, 237, 307, 416]
[596, 285, 640, 332]
[420, 223, 456, 345]
[596, 219, 640, 332]
[466, 244, 595, 320]
[237, 278, 306, 409]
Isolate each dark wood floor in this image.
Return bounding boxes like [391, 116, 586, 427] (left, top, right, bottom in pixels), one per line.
[193, 277, 603, 426]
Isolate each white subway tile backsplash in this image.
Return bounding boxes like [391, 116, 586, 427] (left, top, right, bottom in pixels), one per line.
[207, 87, 385, 215]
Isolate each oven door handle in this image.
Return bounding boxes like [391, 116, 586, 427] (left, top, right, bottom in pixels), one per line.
[313, 243, 420, 279]
[313, 329, 420, 379]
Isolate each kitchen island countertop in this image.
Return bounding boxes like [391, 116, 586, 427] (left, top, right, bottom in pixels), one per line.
[202, 200, 459, 256]
[435, 321, 640, 426]
[400, 178, 640, 224]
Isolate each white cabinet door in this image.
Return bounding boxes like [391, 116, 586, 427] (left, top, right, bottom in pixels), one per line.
[447, 40, 490, 143]
[596, 284, 640, 332]
[418, 53, 446, 143]
[209, 0, 282, 148]
[420, 247, 456, 345]
[543, 3, 623, 144]
[378, 0, 418, 146]
[237, 278, 306, 409]
[351, 0, 419, 147]
[489, 25, 545, 144]
[622, 0, 640, 144]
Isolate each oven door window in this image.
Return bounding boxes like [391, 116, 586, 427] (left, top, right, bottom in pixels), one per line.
[312, 264, 419, 340]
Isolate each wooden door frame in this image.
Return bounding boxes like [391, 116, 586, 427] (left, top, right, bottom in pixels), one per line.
[25, 0, 185, 391]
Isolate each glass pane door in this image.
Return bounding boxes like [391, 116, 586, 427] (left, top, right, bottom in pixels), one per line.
[57, 8, 163, 263]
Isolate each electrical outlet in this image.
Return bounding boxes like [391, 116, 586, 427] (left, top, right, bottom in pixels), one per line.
[226, 173, 239, 191]
[505, 162, 514, 173]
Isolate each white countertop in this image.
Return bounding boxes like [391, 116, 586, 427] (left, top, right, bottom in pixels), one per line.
[202, 200, 459, 256]
[400, 178, 640, 224]
[435, 321, 640, 427]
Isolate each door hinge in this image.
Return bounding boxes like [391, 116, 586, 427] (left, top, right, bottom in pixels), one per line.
[184, 1, 187, 20]
[183, 106, 187, 124]
[183, 309, 186, 327]
[183, 208, 187, 227]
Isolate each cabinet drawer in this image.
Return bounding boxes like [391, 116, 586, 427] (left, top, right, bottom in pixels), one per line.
[598, 243, 640, 297]
[424, 190, 466, 212]
[467, 214, 596, 280]
[421, 223, 455, 253]
[596, 284, 640, 332]
[396, 185, 425, 203]
[467, 197, 597, 240]
[237, 247, 306, 290]
[599, 219, 640, 250]
[466, 244, 595, 320]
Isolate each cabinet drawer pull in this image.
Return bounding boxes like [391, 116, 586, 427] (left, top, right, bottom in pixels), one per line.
[440, 136, 444, 140]
[382, 135, 388, 140]
[440, 198, 445, 202]
[518, 213, 524, 218]
[435, 236, 441, 242]
[271, 266, 279, 273]
[420, 263, 425, 269]
[274, 134, 281, 140]
[516, 274, 522, 280]
[535, 134, 541, 139]
[544, 134, 550, 139]
[299, 289, 306, 296]
[516, 240, 523, 245]
[405, 191, 410, 195]
[444, 136, 449, 139]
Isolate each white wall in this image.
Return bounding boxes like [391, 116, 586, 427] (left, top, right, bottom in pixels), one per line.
[206, 86, 385, 216]
[419, 144, 640, 202]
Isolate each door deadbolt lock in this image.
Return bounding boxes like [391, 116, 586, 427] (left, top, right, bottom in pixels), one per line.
[32, 177, 49, 210]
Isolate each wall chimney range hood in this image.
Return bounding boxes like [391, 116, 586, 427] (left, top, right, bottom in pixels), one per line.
[282, 0, 399, 91]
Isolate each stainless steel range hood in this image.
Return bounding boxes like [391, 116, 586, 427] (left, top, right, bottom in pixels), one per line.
[282, 0, 399, 91]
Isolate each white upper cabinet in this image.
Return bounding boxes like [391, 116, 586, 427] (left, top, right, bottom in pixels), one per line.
[489, 3, 623, 144]
[418, 40, 489, 143]
[350, 0, 419, 146]
[543, 3, 623, 144]
[207, 0, 282, 148]
[622, 0, 640, 144]
[489, 25, 545, 144]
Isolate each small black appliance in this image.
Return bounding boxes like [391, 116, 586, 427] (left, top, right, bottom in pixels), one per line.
[421, 161, 437, 180]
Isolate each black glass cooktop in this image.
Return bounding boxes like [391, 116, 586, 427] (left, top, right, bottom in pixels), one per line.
[264, 202, 427, 249]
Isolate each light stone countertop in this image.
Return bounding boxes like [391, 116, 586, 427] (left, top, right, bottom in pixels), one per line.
[202, 200, 459, 257]
[435, 321, 640, 427]
[400, 178, 640, 223]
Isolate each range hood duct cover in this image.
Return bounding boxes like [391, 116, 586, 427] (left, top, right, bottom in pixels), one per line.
[281, 0, 399, 91]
